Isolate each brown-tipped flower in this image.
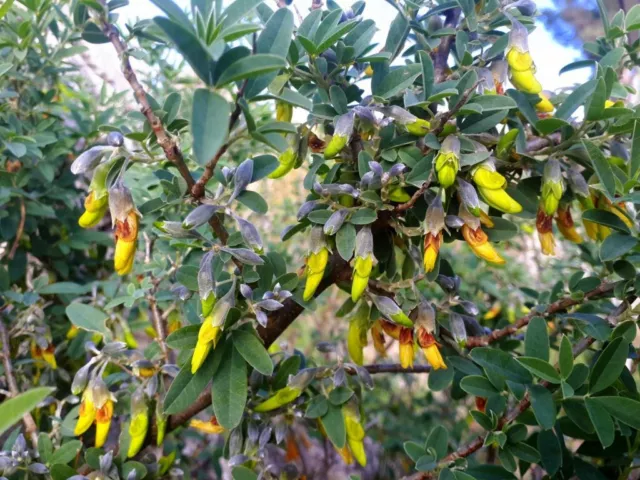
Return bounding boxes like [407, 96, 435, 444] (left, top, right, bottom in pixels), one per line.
[556, 205, 582, 244]
[189, 416, 225, 435]
[459, 206, 505, 264]
[371, 321, 387, 356]
[91, 378, 116, 448]
[536, 207, 555, 256]
[398, 327, 414, 369]
[423, 196, 445, 272]
[110, 183, 140, 276]
[416, 328, 447, 370]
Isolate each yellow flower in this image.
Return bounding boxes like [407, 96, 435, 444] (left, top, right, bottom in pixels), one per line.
[66, 325, 79, 339]
[423, 232, 442, 273]
[536, 208, 555, 256]
[303, 247, 329, 301]
[95, 399, 114, 448]
[253, 386, 302, 412]
[472, 164, 522, 214]
[268, 148, 297, 179]
[276, 101, 293, 123]
[347, 320, 365, 366]
[478, 210, 494, 228]
[191, 318, 221, 374]
[344, 408, 367, 467]
[189, 417, 225, 435]
[124, 330, 138, 349]
[417, 329, 447, 370]
[31, 341, 57, 369]
[483, 302, 502, 321]
[201, 292, 216, 317]
[398, 327, 414, 369]
[556, 205, 582, 244]
[114, 211, 139, 275]
[351, 255, 372, 302]
[74, 389, 96, 436]
[434, 136, 460, 188]
[127, 411, 149, 458]
[324, 134, 348, 159]
[405, 118, 431, 136]
[506, 49, 542, 94]
[79, 191, 109, 228]
[461, 224, 505, 264]
[536, 93, 554, 113]
[364, 65, 374, 76]
[388, 186, 411, 202]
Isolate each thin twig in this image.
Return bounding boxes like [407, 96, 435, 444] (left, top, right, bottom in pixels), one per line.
[466, 281, 616, 347]
[431, 81, 481, 137]
[395, 174, 432, 213]
[0, 320, 39, 447]
[8, 197, 25, 260]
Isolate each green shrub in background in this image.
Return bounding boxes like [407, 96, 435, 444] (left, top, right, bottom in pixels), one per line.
[1, 0, 640, 479]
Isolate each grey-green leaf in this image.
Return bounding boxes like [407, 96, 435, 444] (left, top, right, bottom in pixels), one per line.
[191, 89, 230, 166]
[212, 344, 248, 429]
[231, 329, 274, 376]
[0, 387, 54, 437]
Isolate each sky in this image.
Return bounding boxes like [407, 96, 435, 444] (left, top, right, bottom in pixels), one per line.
[109, 0, 587, 91]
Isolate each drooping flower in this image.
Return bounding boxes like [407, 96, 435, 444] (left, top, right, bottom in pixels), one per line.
[434, 136, 460, 188]
[109, 183, 140, 276]
[268, 143, 298, 179]
[536, 207, 555, 256]
[127, 390, 149, 458]
[505, 17, 542, 95]
[276, 101, 293, 123]
[347, 303, 370, 366]
[416, 328, 447, 370]
[459, 205, 505, 264]
[376, 106, 430, 136]
[472, 160, 522, 214]
[536, 91, 555, 113]
[491, 60, 508, 95]
[423, 195, 445, 272]
[93, 379, 116, 448]
[198, 251, 216, 317]
[351, 227, 374, 302]
[189, 417, 225, 434]
[343, 402, 367, 467]
[78, 161, 111, 229]
[253, 369, 314, 412]
[398, 327, 415, 369]
[303, 227, 330, 301]
[370, 295, 413, 327]
[556, 204, 582, 243]
[541, 160, 564, 216]
[30, 340, 57, 369]
[74, 387, 96, 437]
[371, 320, 387, 356]
[324, 112, 355, 159]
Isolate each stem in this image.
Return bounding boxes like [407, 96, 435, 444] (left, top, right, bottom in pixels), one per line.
[0, 321, 39, 448]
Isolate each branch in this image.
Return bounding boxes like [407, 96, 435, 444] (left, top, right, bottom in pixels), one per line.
[0, 321, 38, 447]
[394, 174, 432, 213]
[360, 364, 431, 374]
[99, 17, 195, 192]
[7, 197, 25, 260]
[465, 281, 616, 348]
[432, 80, 481, 137]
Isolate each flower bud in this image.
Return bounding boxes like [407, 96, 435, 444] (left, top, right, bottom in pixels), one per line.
[71, 362, 92, 395]
[423, 196, 445, 272]
[457, 178, 481, 216]
[268, 144, 298, 179]
[343, 402, 367, 467]
[229, 159, 253, 202]
[491, 60, 508, 94]
[540, 159, 564, 216]
[107, 132, 124, 147]
[235, 217, 263, 253]
[347, 302, 369, 365]
[388, 163, 406, 178]
[477, 68, 496, 95]
[221, 247, 264, 265]
[450, 312, 467, 346]
[351, 227, 374, 302]
[415, 301, 436, 334]
[323, 209, 349, 236]
[324, 112, 355, 159]
[127, 390, 149, 458]
[370, 295, 413, 327]
[183, 204, 219, 230]
[435, 136, 460, 188]
[276, 101, 293, 123]
[297, 200, 318, 220]
[198, 251, 216, 315]
[71, 146, 112, 175]
[303, 228, 330, 301]
[388, 186, 411, 202]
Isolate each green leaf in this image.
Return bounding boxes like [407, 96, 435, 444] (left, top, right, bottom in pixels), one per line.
[559, 59, 595, 75]
[320, 404, 346, 448]
[212, 344, 248, 429]
[231, 329, 274, 376]
[384, 12, 409, 60]
[586, 77, 606, 121]
[626, 4, 640, 30]
[0, 0, 15, 20]
[630, 120, 640, 178]
[470, 347, 532, 383]
[599, 47, 625, 68]
[65, 303, 109, 337]
[316, 19, 359, 53]
[273, 355, 301, 389]
[155, 17, 216, 85]
[537, 429, 562, 475]
[251, 154, 278, 181]
[373, 64, 422, 99]
[39, 282, 91, 295]
[585, 397, 615, 448]
[459, 375, 499, 397]
[581, 209, 631, 234]
[223, 0, 264, 27]
[0, 387, 54, 437]
[50, 464, 77, 480]
[329, 85, 348, 115]
[524, 316, 550, 362]
[216, 54, 286, 86]
[428, 367, 454, 391]
[49, 440, 82, 465]
[404, 440, 425, 462]
[191, 89, 230, 166]
[245, 8, 294, 98]
[150, 0, 193, 31]
[588, 396, 640, 429]
[517, 357, 560, 383]
[232, 466, 258, 480]
[600, 233, 638, 261]
[555, 79, 596, 120]
[484, 217, 518, 242]
[559, 335, 574, 379]
[471, 95, 517, 112]
[166, 325, 199, 350]
[535, 117, 570, 135]
[509, 443, 540, 463]
[419, 51, 434, 100]
[336, 223, 356, 261]
[460, 110, 508, 134]
[237, 190, 268, 214]
[529, 385, 556, 430]
[305, 395, 329, 419]
[350, 208, 377, 225]
[426, 425, 449, 460]
[328, 386, 354, 406]
[164, 347, 221, 414]
[38, 433, 53, 463]
[582, 139, 616, 198]
[589, 336, 629, 393]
